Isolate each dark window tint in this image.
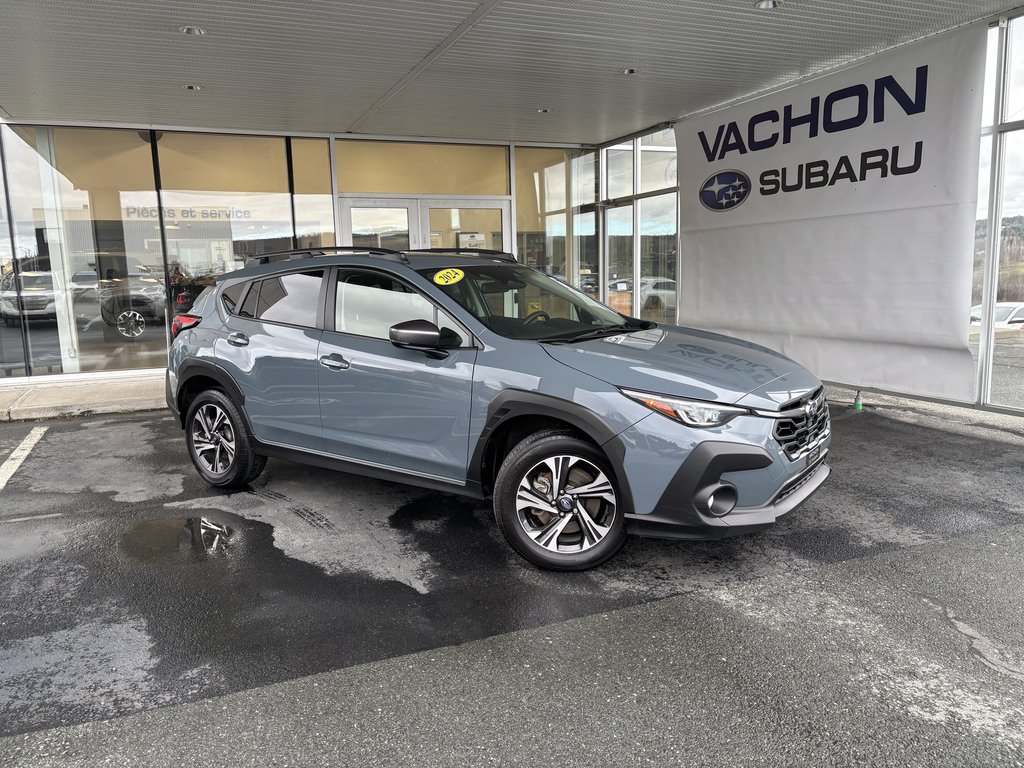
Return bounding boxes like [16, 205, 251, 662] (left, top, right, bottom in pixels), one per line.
[221, 282, 247, 314]
[254, 270, 324, 327]
[238, 282, 259, 318]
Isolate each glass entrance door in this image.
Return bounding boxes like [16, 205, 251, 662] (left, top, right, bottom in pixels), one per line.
[338, 199, 420, 251]
[417, 199, 511, 252]
[339, 198, 511, 253]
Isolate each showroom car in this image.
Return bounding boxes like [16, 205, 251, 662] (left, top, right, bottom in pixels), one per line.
[71, 266, 168, 340]
[166, 247, 831, 570]
[0, 271, 62, 325]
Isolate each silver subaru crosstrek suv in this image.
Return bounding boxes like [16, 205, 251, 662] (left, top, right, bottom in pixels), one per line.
[167, 247, 831, 570]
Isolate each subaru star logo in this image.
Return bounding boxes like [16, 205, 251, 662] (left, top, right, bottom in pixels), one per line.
[699, 170, 751, 212]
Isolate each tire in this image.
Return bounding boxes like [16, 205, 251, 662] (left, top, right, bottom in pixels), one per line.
[493, 430, 626, 571]
[644, 296, 663, 312]
[185, 389, 266, 489]
[2, 315, 13, 327]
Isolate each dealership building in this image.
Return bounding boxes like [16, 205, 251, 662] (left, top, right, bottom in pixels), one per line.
[0, 1, 1022, 414]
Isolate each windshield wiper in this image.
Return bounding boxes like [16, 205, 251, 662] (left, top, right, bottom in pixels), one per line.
[541, 325, 636, 344]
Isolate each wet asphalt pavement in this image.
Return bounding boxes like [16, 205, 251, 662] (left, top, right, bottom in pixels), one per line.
[0, 392, 1023, 766]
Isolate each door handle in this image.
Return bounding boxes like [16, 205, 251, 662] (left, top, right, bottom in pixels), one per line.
[227, 332, 249, 347]
[319, 354, 350, 371]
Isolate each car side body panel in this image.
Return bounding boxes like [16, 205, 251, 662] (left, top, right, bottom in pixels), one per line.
[317, 330, 477, 482]
[214, 318, 324, 450]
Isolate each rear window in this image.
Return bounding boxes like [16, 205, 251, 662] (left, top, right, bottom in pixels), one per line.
[221, 282, 247, 314]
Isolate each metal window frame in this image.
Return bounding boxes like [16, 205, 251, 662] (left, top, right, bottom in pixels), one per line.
[597, 131, 679, 317]
[974, 14, 1024, 415]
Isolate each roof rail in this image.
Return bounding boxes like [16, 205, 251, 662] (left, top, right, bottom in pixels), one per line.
[246, 246, 409, 266]
[403, 247, 518, 263]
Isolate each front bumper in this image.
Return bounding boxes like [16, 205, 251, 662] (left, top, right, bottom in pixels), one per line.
[625, 446, 829, 539]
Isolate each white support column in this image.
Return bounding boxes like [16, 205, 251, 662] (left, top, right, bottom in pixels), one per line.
[35, 128, 80, 373]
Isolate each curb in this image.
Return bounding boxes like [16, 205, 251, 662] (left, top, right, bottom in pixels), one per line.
[3, 399, 167, 422]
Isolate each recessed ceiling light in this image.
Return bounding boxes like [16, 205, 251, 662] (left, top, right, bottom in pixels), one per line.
[179, 25, 207, 35]
[182, 84, 203, 91]
[536, 108, 550, 113]
[755, 0, 783, 8]
[619, 68, 639, 75]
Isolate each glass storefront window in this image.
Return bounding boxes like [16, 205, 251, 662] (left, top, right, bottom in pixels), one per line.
[639, 132, 677, 195]
[336, 140, 509, 196]
[573, 211, 598, 299]
[572, 151, 597, 206]
[990, 131, 1024, 409]
[515, 147, 569, 277]
[983, 26, 999, 127]
[0, 143, 27, 378]
[639, 193, 678, 324]
[606, 146, 633, 199]
[606, 206, 633, 315]
[971, 138, 992, 381]
[1004, 20, 1024, 124]
[158, 133, 292, 315]
[2, 126, 165, 375]
[291, 138, 335, 248]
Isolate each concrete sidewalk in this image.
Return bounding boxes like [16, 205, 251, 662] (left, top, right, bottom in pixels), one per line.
[0, 373, 165, 422]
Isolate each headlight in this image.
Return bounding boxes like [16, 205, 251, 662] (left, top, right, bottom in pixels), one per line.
[621, 389, 750, 428]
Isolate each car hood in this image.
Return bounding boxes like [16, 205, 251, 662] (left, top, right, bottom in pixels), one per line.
[541, 325, 820, 408]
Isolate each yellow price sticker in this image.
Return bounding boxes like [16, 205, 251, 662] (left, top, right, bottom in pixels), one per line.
[433, 268, 465, 286]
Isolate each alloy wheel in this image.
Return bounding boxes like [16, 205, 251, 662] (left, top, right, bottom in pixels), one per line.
[115, 309, 146, 338]
[190, 404, 237, 476]
[515, 454, 616, 554]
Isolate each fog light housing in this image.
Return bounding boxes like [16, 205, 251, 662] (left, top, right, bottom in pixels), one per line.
[694, 482, 738, 517]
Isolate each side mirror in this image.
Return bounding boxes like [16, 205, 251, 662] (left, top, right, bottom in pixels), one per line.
[389, 319, 448, 358]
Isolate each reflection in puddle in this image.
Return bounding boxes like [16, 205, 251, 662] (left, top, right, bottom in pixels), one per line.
[120, 517, 236, 562]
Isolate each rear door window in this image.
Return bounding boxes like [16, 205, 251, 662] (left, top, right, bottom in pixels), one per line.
[253, 270, 324, 327]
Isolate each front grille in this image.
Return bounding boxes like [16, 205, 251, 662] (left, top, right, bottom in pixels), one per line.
[18, 297, 47, 311]
[773, 387, 830, 461]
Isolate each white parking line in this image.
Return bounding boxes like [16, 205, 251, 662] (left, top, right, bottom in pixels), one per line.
[0, 426, 48, 492]
[2, 512, 63, 523]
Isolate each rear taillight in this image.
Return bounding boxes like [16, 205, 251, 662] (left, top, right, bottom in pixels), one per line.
[170, 314, 201, 338]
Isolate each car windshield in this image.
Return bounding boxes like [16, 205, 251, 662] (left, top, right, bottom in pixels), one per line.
[418, 264, 639, 341]
[994, 306, 1015, 322]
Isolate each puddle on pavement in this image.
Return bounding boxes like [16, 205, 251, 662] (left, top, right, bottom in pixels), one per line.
[120, 517, 237, 562]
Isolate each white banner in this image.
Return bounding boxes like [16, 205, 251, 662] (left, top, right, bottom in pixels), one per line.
[676, 24, 986, 401]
